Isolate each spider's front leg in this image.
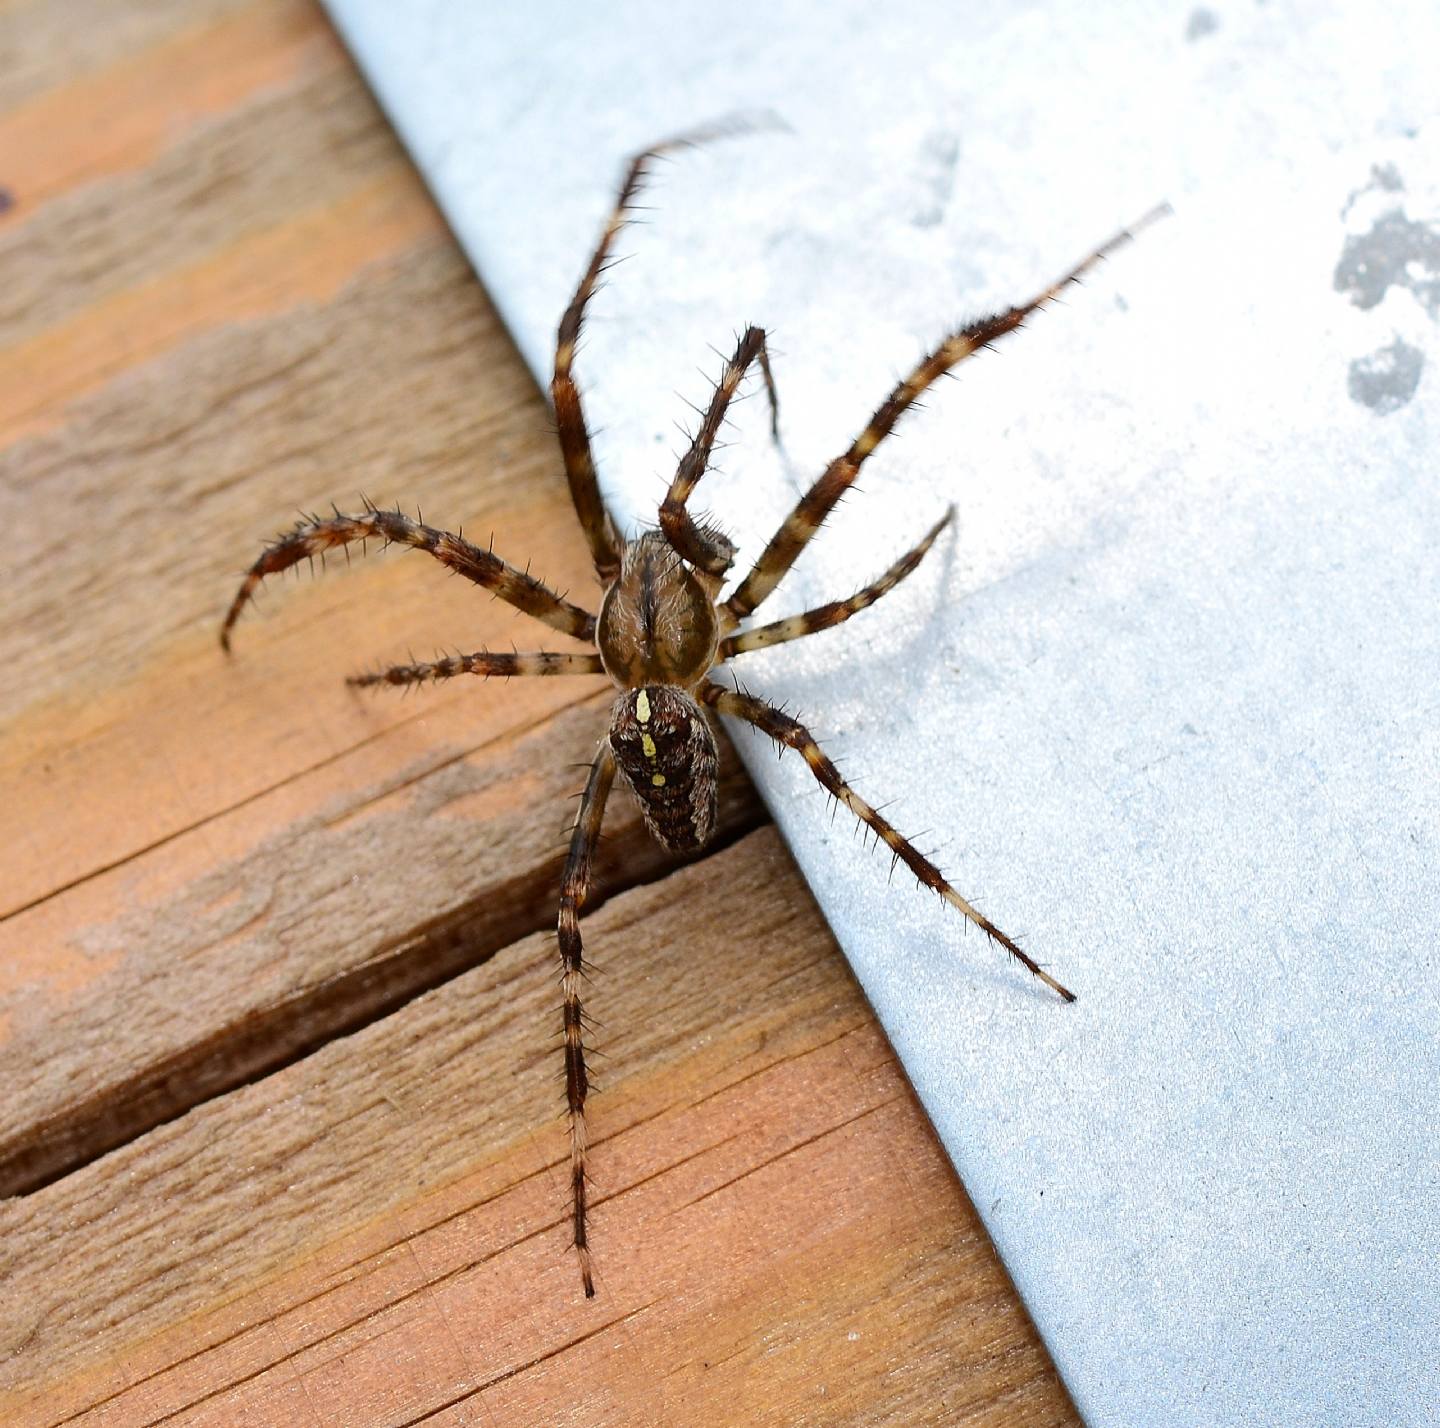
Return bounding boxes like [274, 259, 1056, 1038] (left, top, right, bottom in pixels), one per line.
[555, 127, 741, 583]
[558, 741, 617, 1298]
[701, 682, 1074, 1001]
[659, 323, 781, 576]
[725, 206, 1169, 621]
[219, 506, 596, 651]
[555, 114, 784, 583]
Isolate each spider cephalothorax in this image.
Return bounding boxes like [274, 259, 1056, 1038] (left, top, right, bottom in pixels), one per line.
[222, 122, 1160, 1297]
[597, 529, 724, 686]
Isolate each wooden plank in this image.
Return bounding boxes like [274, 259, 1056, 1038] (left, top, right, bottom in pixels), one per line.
[0, 2, 1080, 1422]
[0, 1, 256, 114]
[1, 830, 1074, 1428]
[0, 680, 762, 1195]
[0, 1, 338, 208]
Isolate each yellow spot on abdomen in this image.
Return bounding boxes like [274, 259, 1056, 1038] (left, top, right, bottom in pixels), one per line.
[636, 690, 651, 723]
[641, 733, 657, 758]
[651, 773, 666, 787]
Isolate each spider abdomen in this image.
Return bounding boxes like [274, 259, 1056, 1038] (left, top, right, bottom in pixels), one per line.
[610, 686, 718, 852]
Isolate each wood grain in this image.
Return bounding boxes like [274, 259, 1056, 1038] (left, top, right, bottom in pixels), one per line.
[3, 833, 1075, 1428]
[0, 2, 1080, 1423]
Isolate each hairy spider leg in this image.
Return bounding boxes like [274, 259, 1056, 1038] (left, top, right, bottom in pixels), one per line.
[701, 683, 1075, 1001]
[554, 132, 721, 582]
[559, 742, 617, 1298]
[719, 506, 953, 660]
[725, 205, 1170, 621]
[660, 323, 781, 576]
[348, 650, 604, 689]
[554, 115, 785, 583]
[220, 507, 597, 651]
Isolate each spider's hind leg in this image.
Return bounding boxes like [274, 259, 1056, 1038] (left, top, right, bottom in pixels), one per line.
[660, 323, 781, 576]
[558, 741, 618, 1297]
[700, 682, 1074, 1001]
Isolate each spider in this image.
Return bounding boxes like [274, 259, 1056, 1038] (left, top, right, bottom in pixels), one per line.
[221, 124, 1162, 1298]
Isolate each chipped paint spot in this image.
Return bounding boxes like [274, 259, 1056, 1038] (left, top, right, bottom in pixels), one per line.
[1334, 207, 1440, 318]
[1185, 8, 1218, 40]
[1347, 337, 1424, 414]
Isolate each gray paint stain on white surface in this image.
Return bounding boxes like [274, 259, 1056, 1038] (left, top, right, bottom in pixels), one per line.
[1336, 162, 1438, 414]
[1348, 336, 1425, 414]
[1334, 208, 1440, 317]
[1185, 7, 1219, 41]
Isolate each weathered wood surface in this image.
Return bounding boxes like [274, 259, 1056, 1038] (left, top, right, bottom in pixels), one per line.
[0, 2, 1080, 1423]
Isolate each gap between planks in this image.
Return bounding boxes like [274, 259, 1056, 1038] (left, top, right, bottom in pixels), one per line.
[1, 694, 768, 1198]
[1, 828, 1077, 1428]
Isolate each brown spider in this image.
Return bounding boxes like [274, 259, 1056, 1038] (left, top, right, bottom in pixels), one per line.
[221, 125, 1162, 1297]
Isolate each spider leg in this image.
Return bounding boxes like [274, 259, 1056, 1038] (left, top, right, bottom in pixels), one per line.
[725, 205, 1169, 620]
[554, 115, 784, 582]
[660, 324, 780, 576]
[559, 741, 617, 1298]
[719, 506, 951, 660]
[700, 682, 1074, 1001]
[220, 506, 597, 651]
[348, 650, 604, 689]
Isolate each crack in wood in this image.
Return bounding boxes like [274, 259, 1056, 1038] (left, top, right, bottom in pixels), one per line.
[4, 796, 768, 1200]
